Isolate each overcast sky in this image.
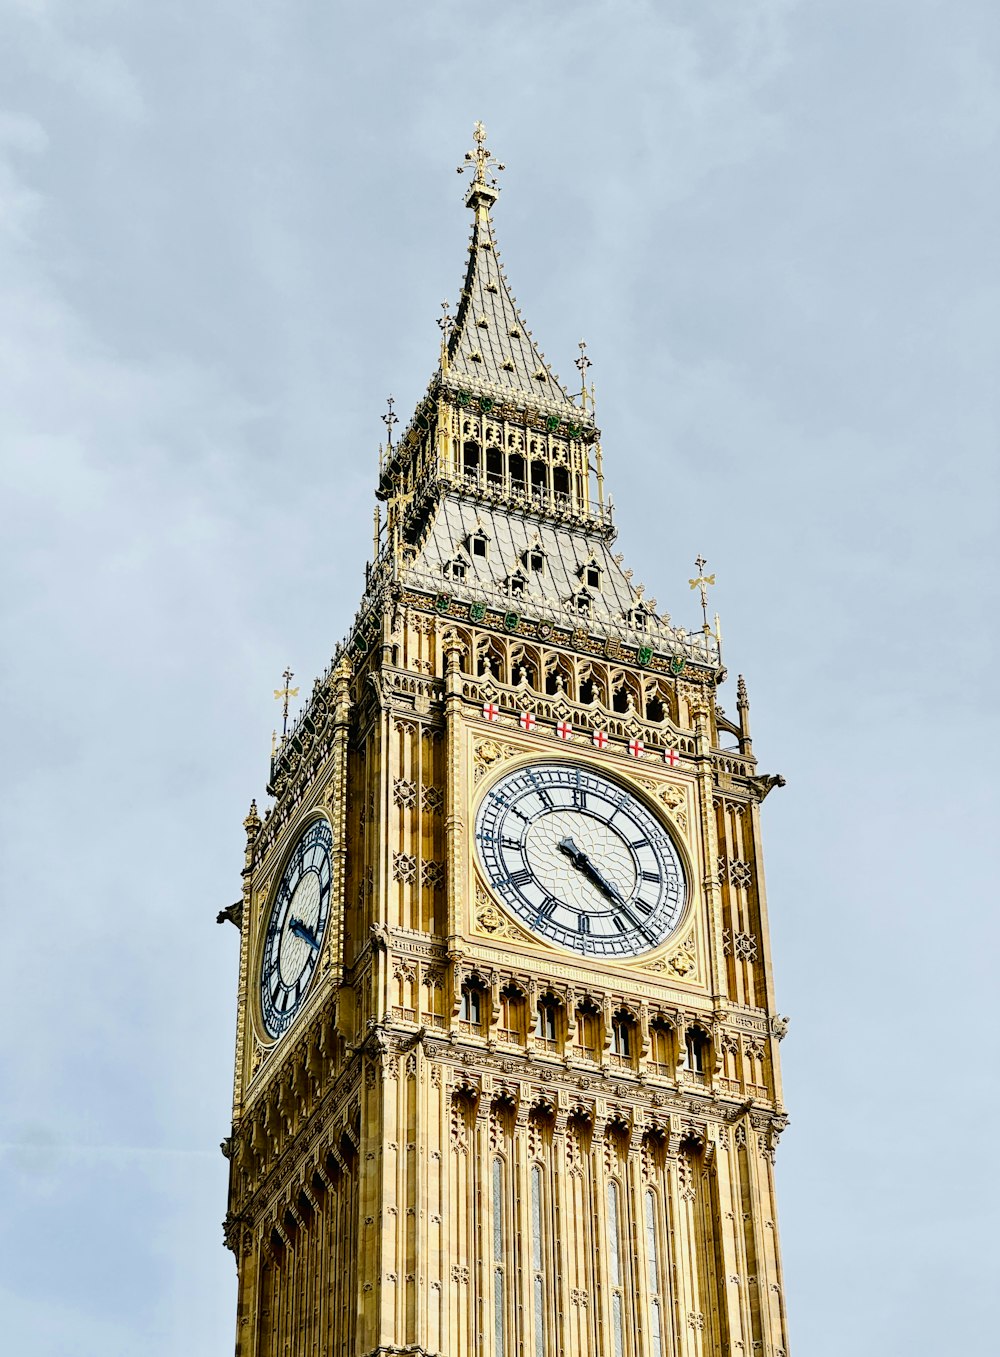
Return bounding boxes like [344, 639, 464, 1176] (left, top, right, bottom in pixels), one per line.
[1, 2, 997, 1353]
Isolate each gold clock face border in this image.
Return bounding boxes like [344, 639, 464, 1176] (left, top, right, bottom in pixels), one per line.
[251, 810, 334, 1047]
[469, 748, 696, 965]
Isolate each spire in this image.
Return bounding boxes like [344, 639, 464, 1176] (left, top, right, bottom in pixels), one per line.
[446, 122, 583, 420]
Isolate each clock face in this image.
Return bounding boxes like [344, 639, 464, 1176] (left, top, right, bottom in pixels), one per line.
[259, 818, 333, 1039]
[475, 762, 685, 958]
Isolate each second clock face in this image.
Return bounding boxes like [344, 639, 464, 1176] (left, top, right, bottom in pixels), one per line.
[259, 818, 332, 1039]
[475, 762, 685, 958]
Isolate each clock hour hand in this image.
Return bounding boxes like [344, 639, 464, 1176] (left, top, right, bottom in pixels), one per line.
[557, 836, 625, 907]
[288, 916, 320, 950]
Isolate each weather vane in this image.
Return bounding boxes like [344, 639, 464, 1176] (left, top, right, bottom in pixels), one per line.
[457, 120, 505, 189]
[575, 339, 593, 411]
[689, 555, 716, 633]
[273, 666, 299, 739]
[381, 394, 398, 449]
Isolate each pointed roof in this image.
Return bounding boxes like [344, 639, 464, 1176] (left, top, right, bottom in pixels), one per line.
[441, 123, 586, 422]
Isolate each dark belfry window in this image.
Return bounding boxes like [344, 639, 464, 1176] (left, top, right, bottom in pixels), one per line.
[553, 465, 570, 497]
[585, 564, 601, 589]
[531, 460, 547, 491]
[509, 452, 525, 489]
[579, 677, 595, 704]
[471, 531, 488, 558]
[612, 687, 629, 713]
[645, 695, 665, 723]
[486, 447, 503, 484]
[463, 442, 480, 474]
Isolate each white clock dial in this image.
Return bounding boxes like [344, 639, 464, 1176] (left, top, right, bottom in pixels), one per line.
[259, 818, 332, 1038]
[475, 762, 685, 958]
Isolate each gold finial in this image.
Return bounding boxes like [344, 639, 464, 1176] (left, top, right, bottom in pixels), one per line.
[381, 394, 398, 449]
[273, 666, 299, 738]
[689, 555, 716, 634]
[437, 300, 453, 372]
[457, 122, 504, 217]
[575, 340, 594, 411]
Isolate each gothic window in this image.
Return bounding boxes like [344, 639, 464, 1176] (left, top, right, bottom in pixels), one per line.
[611, 1009, 637, 1065]
[486, 447, 504, 487]
[511, 651, 537, 688]
[460, 981, 486, 1031]
[574, 999, 601, 1061]
[535, 995, 561, 1050]
[506, 572, 527, 599]
[530, 459, 548, 495]
[544, 657, 571, 697]
[444, 558, 467, 582]
[628, 605, 649, 631]
[463, 441, 481, 478]
[553, 465, 570, 500]
[476, 637, 506, 682]
[645, 692, 665, 723]
[684, 1027, 709, 1079]
[509, 452, 526, 491]
[649, 1018, 673, 1074]
[524, 546, 546, 574]
[574, 591, 592, 618]
[498, 984, 526, 1044]
[612, 685, 630, 713]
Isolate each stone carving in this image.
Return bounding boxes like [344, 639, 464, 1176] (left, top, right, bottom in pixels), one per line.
[474, 885, 537, 944]
[642, 936, 696, 978]
[393, 778, 417, 808]
[473, 738, 517, 782]
[421, 860, 445, 889]
[421, 785, 444, 812]
[393, 853, 417, 883]
[733, 931, 758, 962]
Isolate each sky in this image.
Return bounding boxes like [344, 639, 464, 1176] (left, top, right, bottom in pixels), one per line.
[0, 1, 997, 1353]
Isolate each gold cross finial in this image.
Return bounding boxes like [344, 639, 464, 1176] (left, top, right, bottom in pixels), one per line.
[688, 555, 716, 632]
[273, 666, 299, 738]
[457, 121, 505, 191]
[575, 340, 593, 411]
[381, 394, 398, 449]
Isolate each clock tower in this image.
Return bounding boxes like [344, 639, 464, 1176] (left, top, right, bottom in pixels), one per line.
[221, 124, 792, 1357]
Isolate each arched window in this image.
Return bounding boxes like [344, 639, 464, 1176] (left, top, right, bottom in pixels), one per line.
[498, 984, 526, 1044]
[611, 1010, 637, 1066]
[574, 999, 601, 1061]
[649, 1018, 673, 1074]
[684, 1027, 709, 1079]
[509, 452, 526, 491]
[486, 446, 504, 487]
[459, 980, 487, 1032]
[535, 995, 560, 1050]
[463, 441, 481, 478]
